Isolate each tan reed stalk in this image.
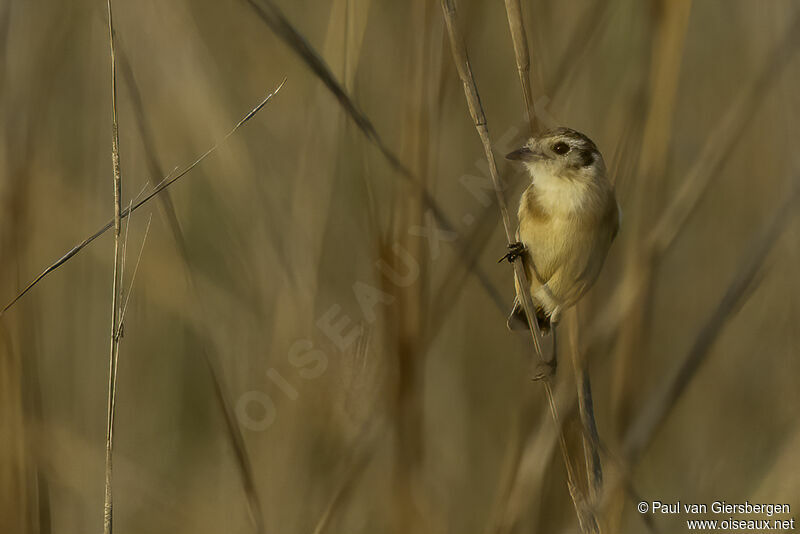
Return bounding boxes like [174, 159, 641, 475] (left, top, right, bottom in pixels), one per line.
[549, 2, 611, 97]
[0, 74, 282, 534]
[0, 37, 29, 528]
[0, 314, 31, 532]
[613, 5, 800, 452]
[389, 2, 437, 530]
[566, 45, 800, 513]
[502, 0, 606, 509]
[492, 371, 658, 534]
[601, 7, 693, 531]
[573, 14, 800, 523]
[581, 7, 800, 366]
[489, 376, 572, 534]
[426, 197, 507, 338]
[503, 0, 536, 133]
[0, 14, 64, 532]
[432, 0, 618, 327]
[311, 418, 386, 534]
[441, 0, 547, 366]
[585, 180, 800, 534]
[241, 0, 507, 316]
[103, 0, 122, 532]
[312, 334, 385, 534]
[242, 0, 409, 179]
[440, 1, 596, 531]
[612, 0, 693, 439]
[624, 181, 799, 463]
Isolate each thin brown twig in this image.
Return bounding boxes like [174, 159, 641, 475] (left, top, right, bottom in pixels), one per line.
[440, 1, 596, 531]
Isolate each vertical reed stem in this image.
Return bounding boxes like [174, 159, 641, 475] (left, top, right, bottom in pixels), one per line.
[503, 0, 536, 133]
[441, 1, 596, 531]
[503, 0, 604, 518]
[103, 0, 123, 532]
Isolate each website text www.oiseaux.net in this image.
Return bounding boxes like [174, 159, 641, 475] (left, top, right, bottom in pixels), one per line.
[638, 500, 795, 531]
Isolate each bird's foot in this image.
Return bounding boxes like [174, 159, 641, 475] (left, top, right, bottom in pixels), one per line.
[532, 358, 557, 381]
[497, 241, 526, 263]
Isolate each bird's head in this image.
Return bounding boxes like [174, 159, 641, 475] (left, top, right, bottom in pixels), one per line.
[506, 127, 606, 184]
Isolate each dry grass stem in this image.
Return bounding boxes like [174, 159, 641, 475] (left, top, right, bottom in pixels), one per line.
[503, 0, 536, 133]
[117, 214, 152, 328]
[609, 9, 693, 529]
[242, 0, 410, 179]
[590, 180, 800, 533]
[582, 7, 800, 362]
[440, 0, 545, 363]
[502, 0, 606, 518]
[311, 418, 387, 534]
[242, 0, 505, 318]
[3, 2, 798, 533]
[1, 81, 286, 316]
[103, 0, 122, 531]
[549, 2, 611, 96]
[117, 45, 191, 263]
[441, 0, 597, 531]
[624, 182, 800, 463]
[117, 46, 266, 531]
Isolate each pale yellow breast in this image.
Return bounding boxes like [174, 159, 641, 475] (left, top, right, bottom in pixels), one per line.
[516, 178, 615, 306]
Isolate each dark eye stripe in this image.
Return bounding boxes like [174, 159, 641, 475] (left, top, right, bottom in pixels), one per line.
[579, 149, 594, 167]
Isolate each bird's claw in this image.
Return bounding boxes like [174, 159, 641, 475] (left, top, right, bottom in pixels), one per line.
[532, 358, 557, 381]
[498, 241, 526, 263]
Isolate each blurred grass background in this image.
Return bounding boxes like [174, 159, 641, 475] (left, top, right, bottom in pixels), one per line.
[1, 0, 799, 533]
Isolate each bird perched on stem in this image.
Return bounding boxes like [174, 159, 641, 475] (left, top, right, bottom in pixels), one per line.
[500, 127, 619, 334]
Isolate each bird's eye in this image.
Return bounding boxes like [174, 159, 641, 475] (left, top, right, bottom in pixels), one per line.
[552, 142, 570, 155]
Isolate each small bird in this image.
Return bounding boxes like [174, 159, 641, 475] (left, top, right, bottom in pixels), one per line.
[500, 127, 619, 334]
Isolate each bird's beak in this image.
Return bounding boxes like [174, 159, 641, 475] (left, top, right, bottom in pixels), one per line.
[505, 146, 539, 162]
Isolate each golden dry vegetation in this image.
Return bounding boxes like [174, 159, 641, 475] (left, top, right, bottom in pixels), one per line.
[1, 0, 799, 533]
